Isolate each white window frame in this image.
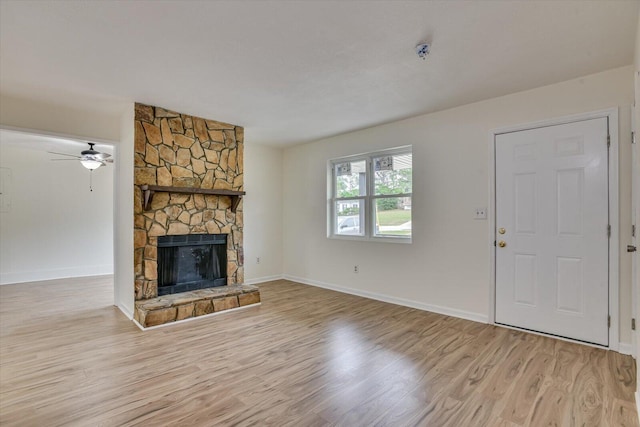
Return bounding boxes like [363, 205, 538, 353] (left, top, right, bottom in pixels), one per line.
[328, 146, 412, 243]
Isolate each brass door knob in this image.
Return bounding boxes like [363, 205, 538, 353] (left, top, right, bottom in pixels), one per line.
[498, 241, 506, 248]
[498, 228, 506, 234]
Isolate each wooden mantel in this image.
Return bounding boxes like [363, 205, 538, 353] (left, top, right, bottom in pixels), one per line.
[140, 185, 246, 213]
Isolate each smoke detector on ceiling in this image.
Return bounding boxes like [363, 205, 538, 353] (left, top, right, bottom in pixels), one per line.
[415, 43, 430, 60]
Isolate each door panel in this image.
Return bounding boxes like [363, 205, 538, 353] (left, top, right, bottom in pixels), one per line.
[556, 256, 583, 314]
[495, 117, 609, 346]
[513, 254, 536, 306]
[515, 173, 536, 233]
[557, 168, 583, 236]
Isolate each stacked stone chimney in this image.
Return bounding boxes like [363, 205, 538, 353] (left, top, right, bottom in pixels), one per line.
[133, 103, 244, 301]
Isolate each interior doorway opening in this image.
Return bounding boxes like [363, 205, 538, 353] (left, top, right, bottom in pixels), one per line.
[0, 127, 116, 305]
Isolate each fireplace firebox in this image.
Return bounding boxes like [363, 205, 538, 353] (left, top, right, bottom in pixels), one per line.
[157, 234, 227, 296]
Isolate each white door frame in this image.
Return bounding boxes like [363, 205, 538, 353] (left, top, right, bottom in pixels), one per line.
[632, 96, 640, 411]
[631, 101, 638, 360]
[488, 108, 620, 350]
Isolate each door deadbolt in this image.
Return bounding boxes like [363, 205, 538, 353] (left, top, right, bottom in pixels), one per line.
[628, 245, 637, 253]
[498, 241, 506, 248]
[498, 228, 506, 235]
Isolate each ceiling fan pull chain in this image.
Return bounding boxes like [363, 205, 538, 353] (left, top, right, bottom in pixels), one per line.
[89, 170, 93, 192]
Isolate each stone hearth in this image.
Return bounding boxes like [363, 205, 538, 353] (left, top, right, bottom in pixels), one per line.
[134, 284, 260, 328]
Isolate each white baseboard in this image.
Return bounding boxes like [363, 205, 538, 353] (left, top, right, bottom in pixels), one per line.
[117, 303, 133, 320]
[0, 265, 114, 285]
[618, 342, 634, 355]
[636, 391, 640, 426]
[243, 274, 284, 285]
[283, 274, 488, 324]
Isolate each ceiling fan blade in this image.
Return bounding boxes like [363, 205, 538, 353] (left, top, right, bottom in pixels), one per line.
[94, 152, 112, 159]
[47, 151, 81, 158]
[104, 159, 114, 163]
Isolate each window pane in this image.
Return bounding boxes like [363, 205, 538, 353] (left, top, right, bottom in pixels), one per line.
[335, 160, 366, 198]
[374, 197, 412, 237]
[336, 200, 364, 236]
[373, 153, 412, 195]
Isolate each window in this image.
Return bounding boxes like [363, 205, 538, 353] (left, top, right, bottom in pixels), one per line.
[329, 147, 412, 241]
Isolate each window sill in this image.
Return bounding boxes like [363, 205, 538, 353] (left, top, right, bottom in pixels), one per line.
[328, 234, 412, 244]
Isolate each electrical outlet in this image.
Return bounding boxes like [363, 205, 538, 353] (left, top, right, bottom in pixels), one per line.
[474, 207, 487, 220]
[256, 257, 261, 264]
[354, 265, 359, 273]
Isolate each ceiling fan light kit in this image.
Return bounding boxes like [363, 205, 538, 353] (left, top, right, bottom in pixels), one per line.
[80, 159, 103, 170]
[79, 142, 111, 170]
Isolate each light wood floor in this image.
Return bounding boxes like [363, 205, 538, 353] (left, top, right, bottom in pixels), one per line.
[0, 277, 637, 426]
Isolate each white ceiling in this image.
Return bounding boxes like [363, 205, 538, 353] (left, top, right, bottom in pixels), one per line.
[0, 1, 638, 147]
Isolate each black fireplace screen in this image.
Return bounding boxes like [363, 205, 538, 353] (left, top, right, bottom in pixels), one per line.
[157, 234, 227, 296]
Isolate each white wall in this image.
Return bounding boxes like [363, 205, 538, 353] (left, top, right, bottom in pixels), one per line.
[113, 105, 135, 318]
[0, 143, 113, 284]
[243, 143, 284, 283]
[283, 65, 635, 343]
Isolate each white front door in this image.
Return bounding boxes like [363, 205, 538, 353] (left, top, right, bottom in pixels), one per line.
[495, 117, 609, 346]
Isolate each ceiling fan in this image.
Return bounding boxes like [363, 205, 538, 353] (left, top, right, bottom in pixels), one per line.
[49, 142, 113, 191]
[49, 142, 113, 170]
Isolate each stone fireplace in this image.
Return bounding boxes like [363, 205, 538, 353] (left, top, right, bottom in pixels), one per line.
[132, 103, 260, 328]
